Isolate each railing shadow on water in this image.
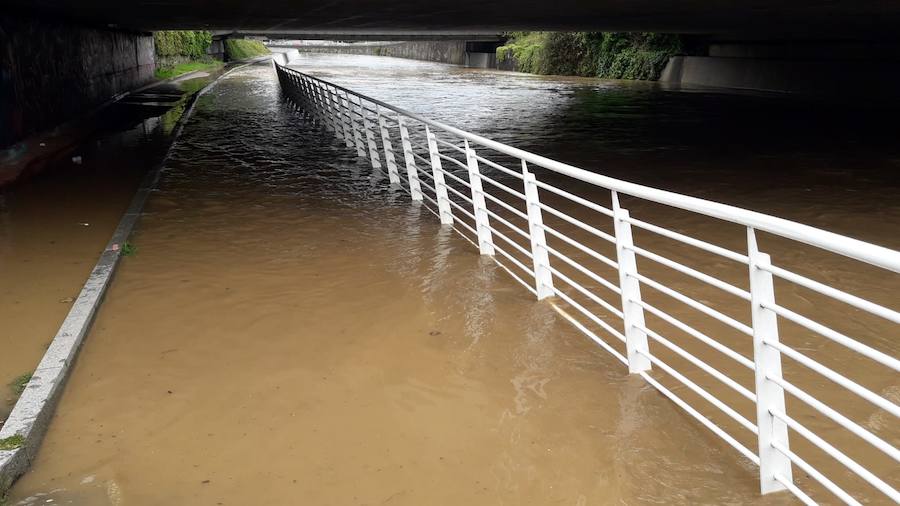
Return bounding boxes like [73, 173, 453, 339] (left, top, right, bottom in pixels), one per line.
[273, 61, 900, 505]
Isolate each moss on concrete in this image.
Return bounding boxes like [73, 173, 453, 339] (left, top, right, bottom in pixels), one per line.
[0, 434, 24, 451]
[8, 374, 31, 397]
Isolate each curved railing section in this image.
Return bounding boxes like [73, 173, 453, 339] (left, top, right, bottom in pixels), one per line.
[274, 61, 899, 505]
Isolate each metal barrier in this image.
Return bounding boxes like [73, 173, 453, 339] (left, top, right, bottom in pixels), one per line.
[274, 61, 900, 504]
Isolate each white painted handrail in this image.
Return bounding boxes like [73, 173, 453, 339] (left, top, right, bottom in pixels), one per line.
[275, 61, 900, 504]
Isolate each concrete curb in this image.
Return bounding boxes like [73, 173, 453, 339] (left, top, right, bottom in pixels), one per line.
[0, 57, 267, 496]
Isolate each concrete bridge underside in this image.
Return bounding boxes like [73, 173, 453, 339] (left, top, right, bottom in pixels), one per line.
[5, 0, 900, 156]
[10, 0, 900, 38]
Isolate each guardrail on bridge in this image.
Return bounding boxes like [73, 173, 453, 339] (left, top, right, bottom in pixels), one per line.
[273, 61, 899, 505]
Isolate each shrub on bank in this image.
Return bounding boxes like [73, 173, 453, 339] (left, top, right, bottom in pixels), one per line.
[224, 39, 271, 61]
[497, 32, 547, 74]
[596, 33, 683, 80]
[497, 32, 684, 80]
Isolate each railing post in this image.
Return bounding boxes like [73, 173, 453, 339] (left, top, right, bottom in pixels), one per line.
[285, 72, 297, 105]
[376, 105, 401, 185]
[325, 85, 346, 143]
[425, 126, 453, 225]
[362, 104, 382, 169]
[398, 117, 423, 201]
[346, 92, 368, 158]
[311, 80, 335, 133]
[611, 191, 651, 373]
[290, 75, 309, 111]
[465, 140, 494, 256]
[522, 161, 554, 299]
[747, 227, 792, 495]
[303, 77, 324, 125]
[322, 83, 340, 134]
[337, 88, 354, 149]
[303, 77, 317, 118]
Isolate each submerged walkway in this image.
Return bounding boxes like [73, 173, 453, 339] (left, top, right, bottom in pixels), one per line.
[8, 62, 793, 505]
[0, 70, 225, 426]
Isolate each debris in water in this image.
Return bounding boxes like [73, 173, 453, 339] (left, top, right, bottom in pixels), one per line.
[71, 156, 82, 164]
[428, 330, 441, 336]
[106, 479, 123, 505]
[58, 297, 74, 303]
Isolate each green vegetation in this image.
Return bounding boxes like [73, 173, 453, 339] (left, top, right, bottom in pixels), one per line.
[154, 30, 220, 80]
[497, 32, 684, 80]
[224, 39, 271, 60]
[121, 241, 137, 257]
[155, 60, 223, 80]
[0, 434, 24, 451]
[152, 32, 269, 79]
[159, 96, 189, 135]
[155, 30, 212, 59]
[9, 373, 31, 396]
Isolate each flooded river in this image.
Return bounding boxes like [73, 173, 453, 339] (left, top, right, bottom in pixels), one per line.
[6, 55, 899, 504]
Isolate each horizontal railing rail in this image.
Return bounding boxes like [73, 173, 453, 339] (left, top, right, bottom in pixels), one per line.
[274, 61, 900, 505]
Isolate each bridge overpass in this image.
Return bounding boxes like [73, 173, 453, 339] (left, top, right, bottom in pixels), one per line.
[4, 0, 900, 148]
[9, 0, 900, 37]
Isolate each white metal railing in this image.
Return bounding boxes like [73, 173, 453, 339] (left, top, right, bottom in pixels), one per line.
[274, 61, 900, 504]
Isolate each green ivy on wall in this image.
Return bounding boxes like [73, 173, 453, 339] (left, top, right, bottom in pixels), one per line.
[154, 30, 213, 58]
[497, 32, 684, 81]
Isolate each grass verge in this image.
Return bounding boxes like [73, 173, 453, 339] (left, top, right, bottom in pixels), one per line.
[155, 59, 224, 80]
[225, 39, 271, 60]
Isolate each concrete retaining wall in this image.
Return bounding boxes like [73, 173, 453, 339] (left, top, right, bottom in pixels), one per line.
[0, 14, 155, 148]
[292, 40, 468, 65]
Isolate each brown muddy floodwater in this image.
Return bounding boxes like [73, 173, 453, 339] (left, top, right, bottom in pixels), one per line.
[8, 56, 900, 504]
[0, 70, 227, 425]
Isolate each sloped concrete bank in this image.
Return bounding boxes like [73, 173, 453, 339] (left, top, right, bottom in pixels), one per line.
[661, 54, 900, 100]
[0, 57, 268, 497]
[659, 41, 900, 100]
